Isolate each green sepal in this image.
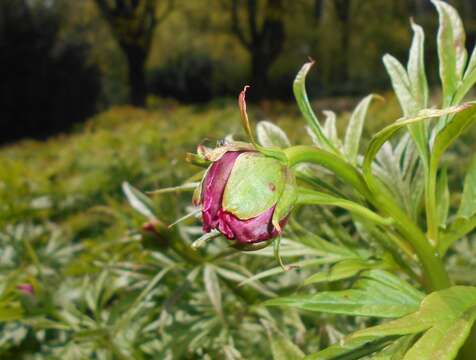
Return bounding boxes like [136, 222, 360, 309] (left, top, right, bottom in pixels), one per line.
[272, 168, 297, 231]
[223, 152, 286, 219]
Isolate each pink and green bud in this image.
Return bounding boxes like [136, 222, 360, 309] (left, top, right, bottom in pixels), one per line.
[16, 283, 34, 296]
[196, 147, 296, 244]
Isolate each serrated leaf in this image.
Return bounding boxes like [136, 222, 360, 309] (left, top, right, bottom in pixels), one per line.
[265, 270, 423, 318]
[256, 121, 291, 148]
[122, 182, 157, 220]
[344, 94, 377, 164]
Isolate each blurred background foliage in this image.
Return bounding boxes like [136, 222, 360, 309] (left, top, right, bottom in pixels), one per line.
[3, 0, 476, 143]
[2, 0, 476, 359]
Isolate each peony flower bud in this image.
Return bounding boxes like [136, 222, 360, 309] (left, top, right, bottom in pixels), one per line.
[16, 283, 34, 296]
[196, 147, 296, 244]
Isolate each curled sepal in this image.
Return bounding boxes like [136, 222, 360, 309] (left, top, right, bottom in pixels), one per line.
[191, 230, 221, 249]
[273, 236, 297, 272]
[231, 239, 273, 252]
[238, 85, 257, 145]
[238, 86, 288, 163]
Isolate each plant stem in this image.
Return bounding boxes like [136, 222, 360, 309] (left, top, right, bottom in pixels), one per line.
[284, 146, 370, 198]
[425, 161, 439, 246]
[285, 145, 451, 291]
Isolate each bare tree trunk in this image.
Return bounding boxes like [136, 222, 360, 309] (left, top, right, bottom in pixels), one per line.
[122, 44, 147, 107]
[314, 0, 324, 22]
[230, 0, 285, 100]
[334, 0, 351, 84]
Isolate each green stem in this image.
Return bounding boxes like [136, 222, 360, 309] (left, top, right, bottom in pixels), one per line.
[285, 145, 451, 291]
[371, 191, 450, 291]
[284, 146, 371, 198]
[425, 160, 439, 246]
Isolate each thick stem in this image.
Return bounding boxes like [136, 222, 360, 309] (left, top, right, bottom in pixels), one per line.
[284, 146, 371, 198]
[284, 145, 451, 291]
[122, 43, 147, 107]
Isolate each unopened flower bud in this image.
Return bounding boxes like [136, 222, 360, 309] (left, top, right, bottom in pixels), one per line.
[196, 147, 296, 244]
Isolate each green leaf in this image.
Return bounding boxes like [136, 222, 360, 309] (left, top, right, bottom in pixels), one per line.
[350, 286, 476, 360]
[383, 54, 417, 116]
[453, 45, 476, 104]
[344, 94, 378, 164]
[297, 188, 393, 226]
[431, 102, 476, 165]
[265, 270, 423, 318]
[363, 104, 472, 189]
[457, 154, 476, 219]
[263, 321, 305, 360]
[439, 215, 476, 254]
[371, 335, 416, 360]
[432, 0, 467, 105]
[203, 265, 223, 318]
[305, 336, 401, 360]
[122, 182, 157, 220]
[408, 20, 429, 110]
[239, 257, 340, 286]
[323, 110, 341, 148]
[304, 259, 389, 285]
[0, 302, 23, 322]
[293, 60, 336, 154]
[256, 121, 291, 148]
[407, 20, 430, 161]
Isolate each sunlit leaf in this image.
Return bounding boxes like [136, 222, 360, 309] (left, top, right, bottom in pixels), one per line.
[344, 94, 378, 164]
[257, 121, 291, 148]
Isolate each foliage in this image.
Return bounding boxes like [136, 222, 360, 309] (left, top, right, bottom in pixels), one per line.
[4, 1, 476, 359]
[148, 1, 476, 359]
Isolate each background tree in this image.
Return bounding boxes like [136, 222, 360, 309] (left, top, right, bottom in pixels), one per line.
[94, 0, 173, 106]
[0, 0, 101, 143]
[333, 0, 352, 84]
[229, 0, 285, 99]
